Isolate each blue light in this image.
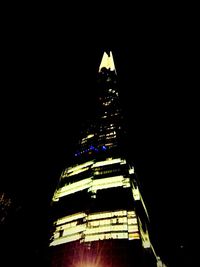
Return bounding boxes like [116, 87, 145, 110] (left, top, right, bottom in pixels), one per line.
[102, 145, 107, 150]
[75, 151, 81, 156]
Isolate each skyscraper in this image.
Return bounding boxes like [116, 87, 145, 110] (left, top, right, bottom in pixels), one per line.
[49, 50, 164, 267]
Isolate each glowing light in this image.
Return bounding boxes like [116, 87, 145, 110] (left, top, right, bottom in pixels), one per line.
[54, 175, 131, 201]
[50, 209, 140, 246]
[129, 167, 134, 174]
[138, 217, 151, 248]
[87, 134, 94, 139]
[87, 210, 127, 220]
[132, 187, 140, 201]
[53, 178, 92, 199]
[56, 212, 86, 225]
[77, 263, 100, 267]
[128, 233, 140, 240]
[92, 158, 125, 168]
[85, 232, 128, 242]
[89, 176, 129, 191]
[62, 161, 94, 178]
[67, 167, 90, 177]
[50, 233, 82, 246]
[99, 51, 116, 73]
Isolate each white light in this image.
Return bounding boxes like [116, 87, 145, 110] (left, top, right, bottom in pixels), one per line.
[99, 51, 116, 73]
[67, 167, 90, 177]
[50, 209, 140, 247]
[129, 167, 134, 174]
[62, 161, 94, 177]
[89, 176, 130, 191]
[54, 178, 92, 199]
[87, 134, 94, 139]
[87, 210, 127, 220]
[49, 233, 82, 246]
[132, 188, 140, 201]
[56, 212, 86, 225]
[92, 158, 124, 168]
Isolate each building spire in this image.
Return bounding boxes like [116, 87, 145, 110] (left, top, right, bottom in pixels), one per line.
[99, 50, 116, 74]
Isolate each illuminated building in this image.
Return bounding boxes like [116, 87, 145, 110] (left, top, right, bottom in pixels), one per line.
[49, 50, 164, 267]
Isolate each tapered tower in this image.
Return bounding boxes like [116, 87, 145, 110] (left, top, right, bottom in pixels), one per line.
[49, 50, 163, 267]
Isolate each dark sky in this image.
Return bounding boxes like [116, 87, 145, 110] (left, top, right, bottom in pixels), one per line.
[1, 6, 198, 267]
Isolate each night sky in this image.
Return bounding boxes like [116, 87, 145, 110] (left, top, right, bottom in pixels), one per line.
[1, 6, 198, 267]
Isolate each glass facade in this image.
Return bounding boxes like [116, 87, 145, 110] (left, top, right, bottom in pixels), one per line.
[49, 51, 161, 267]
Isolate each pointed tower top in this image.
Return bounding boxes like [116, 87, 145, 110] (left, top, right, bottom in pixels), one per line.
[99, 51, 116, 74]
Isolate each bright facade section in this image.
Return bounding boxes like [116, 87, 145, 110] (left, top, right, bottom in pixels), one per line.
[52, 158, 131, 201]
[50, 157, 149, 252]
[50, 157, 142, 248]
[49, 210, 139, 247]
[49, 51, 163, 267]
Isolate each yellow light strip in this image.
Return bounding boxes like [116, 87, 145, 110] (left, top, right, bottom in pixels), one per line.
[54, 178, 92, 199]
[67, 167, 89, 177]
[128, 233, 140, 240]
[89, 176, 129, 191]
[50, 210, 140, 246]
[62, 161, 94, 177]
[54, 176, 131, 201]
[50, 233, 82, 246]
[56, 210, 135, 226]
[90, 181, 124, 191]
[56, 221, 77, 230]
[87, 210, 127, 220]
[88, 216, 128, 226]
[56, 212, 86, 225]
[91, 175, 123, 186]
[85, 232, 128, 242]
[85, 224, 128, 234]
[92, 158, 123, 168]
[128, 225, 139, 232]
[61, 224, 86, 236]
